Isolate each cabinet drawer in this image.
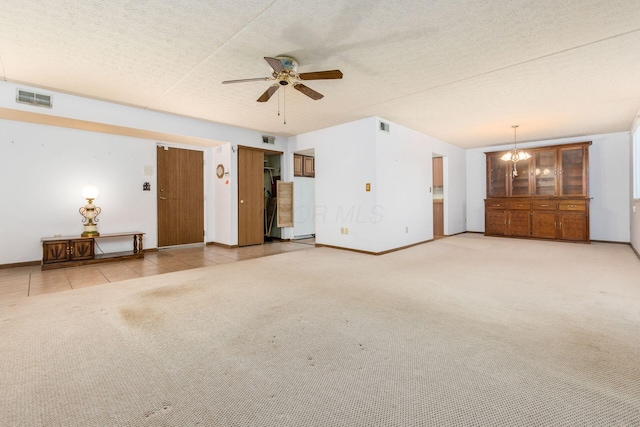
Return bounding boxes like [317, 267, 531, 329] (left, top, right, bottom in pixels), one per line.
[486, 201, 507, 209]
[558, 201, 586, 211]
[508, 201, 531, 210]
[532, 201, 556, 210]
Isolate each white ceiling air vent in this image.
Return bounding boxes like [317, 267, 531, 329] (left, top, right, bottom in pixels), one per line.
[379, 121, 390, 133]
[16, 89, 52, 108]
[262, 135, 275, 144]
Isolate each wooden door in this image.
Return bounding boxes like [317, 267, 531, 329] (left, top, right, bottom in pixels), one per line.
[157, 146, 204, 247]
[303, 156, 315, 177]
[485, 209, 506, 235]
[533, 149, 557, 196]
[70, 239, 94, 260]
[559, 146, 588, 196]
[432, 157, 443, 187]
[293, 154, 303, 176]
[238, 147, 264, 246]
[487, 153, 508, 197]
[43, 241, 69, 264]
[433, 201, 444, 238]
[558, 212, 588, 241]
[509, 158, 532, 197]
[507, 210, 531, 237]
[532, 212, 557, 239]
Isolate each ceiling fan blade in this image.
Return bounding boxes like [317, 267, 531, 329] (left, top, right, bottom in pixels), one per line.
[298, 70, 343, 80]
[264, 57, 285, 73]
[257, 85, 279, 102]
[293, 83, 324, 100]
[222, 77, 271, 84]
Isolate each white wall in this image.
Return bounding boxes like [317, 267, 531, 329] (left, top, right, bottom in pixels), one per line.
[290, 117, 466, 253]
[293, 176, 315, 238]
[209, 144, 232, 245]
[0, 81, 289, 263]
[374, 121, 466, 252]
[466, 132, 631, 242]
[291, 117, 379, 252]
[0, 119, 157, 263]
[631, 116, 640, 255]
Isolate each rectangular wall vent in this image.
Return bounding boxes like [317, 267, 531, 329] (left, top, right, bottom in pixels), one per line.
[262, 135, 275, 144]
[379, 121, 390, 132]
[16, 89, 52, 108]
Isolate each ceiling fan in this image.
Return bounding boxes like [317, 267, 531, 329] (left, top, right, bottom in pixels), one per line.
[222, 56, 343, 102]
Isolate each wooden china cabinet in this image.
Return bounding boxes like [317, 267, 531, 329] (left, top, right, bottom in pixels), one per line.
[485, 141, 591, 243]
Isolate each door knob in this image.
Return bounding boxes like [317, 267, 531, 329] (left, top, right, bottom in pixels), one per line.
[160, 196, 167, 200]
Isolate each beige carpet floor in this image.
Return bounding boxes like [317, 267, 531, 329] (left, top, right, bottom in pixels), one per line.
[1, 234, 639, 426]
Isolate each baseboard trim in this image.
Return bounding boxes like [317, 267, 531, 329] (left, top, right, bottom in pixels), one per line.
[591, 239, 631, 245]
[0, 260, 40, 270]
[207, 241, 239, 249]
[630, 243, 640, 260]
[315, 239, 433, 256]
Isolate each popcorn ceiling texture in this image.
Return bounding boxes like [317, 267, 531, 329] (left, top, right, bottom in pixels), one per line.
[1, 234, 639, 426]
[0, 0, 640, 146]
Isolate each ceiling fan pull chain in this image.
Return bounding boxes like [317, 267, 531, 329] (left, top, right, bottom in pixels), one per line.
[284, 86, 287, 125]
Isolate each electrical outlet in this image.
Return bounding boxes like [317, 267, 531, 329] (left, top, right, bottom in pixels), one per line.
[405, 226, 408, 233]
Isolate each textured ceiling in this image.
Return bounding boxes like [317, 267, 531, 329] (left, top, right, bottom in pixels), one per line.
[1, 0, 639, 148]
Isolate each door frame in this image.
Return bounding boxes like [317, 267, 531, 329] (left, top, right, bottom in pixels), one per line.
[236, 145, 283, 247]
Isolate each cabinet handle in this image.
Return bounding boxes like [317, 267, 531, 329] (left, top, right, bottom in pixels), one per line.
[559, 222, 562, 229]
[554, 222, 557, 228]
[541, 204, 549, 207]
[492, 204, 501, 207]
[569, 204, 576, 208]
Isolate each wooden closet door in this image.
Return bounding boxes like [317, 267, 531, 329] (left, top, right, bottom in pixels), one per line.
[157, 146, 204, 247]
[238, 147, 264, 246]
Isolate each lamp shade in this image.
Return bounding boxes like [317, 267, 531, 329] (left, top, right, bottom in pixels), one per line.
[81, 184, 100, 200]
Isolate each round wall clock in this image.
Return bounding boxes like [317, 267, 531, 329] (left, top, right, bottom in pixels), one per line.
[216, 164, 225, 178]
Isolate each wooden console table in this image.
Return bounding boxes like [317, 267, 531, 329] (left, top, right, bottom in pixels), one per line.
[41, 232, 144, 270]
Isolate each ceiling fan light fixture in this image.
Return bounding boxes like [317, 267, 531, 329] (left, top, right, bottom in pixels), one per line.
[221, 56, 343, 104]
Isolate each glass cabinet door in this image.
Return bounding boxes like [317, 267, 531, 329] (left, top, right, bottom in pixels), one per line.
[533, 149, 557, 196]
[559, 147, 586, 196]
[509, 158, 532, 197]
[487, 154, 507, 197]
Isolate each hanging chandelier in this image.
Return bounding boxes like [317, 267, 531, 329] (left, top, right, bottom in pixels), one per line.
[501, 125, 531, 163]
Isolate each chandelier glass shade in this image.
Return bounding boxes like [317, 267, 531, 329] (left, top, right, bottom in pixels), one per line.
[501, 125, 530, 163]
[500, 148, 531, 163]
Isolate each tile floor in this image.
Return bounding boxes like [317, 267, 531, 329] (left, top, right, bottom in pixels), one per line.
[0, 239, 315, 299]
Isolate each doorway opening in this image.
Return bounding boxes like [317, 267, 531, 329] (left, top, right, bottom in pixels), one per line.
[433, 155, 445, 239]
[264, 152, 282, 242]
[237, 146, 285, 247]
[293, 149, 316, 243]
